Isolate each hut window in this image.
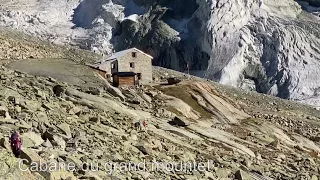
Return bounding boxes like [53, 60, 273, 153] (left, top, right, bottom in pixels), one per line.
[132, 52, 137, 57]
[111, 63, 115, 69]
[130, 62, 135, 68]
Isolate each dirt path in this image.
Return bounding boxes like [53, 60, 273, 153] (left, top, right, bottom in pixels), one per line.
[6, 58, 102, 87]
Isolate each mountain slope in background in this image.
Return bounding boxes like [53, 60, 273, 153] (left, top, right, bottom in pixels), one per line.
[1, 0, 320, 107]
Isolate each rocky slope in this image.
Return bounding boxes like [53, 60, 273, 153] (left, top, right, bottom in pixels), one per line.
[0, 27, 100, 63]
[0, 58, 320, 179]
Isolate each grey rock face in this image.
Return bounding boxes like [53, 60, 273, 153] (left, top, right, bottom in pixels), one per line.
[170, 116, 191, 127]
[112, 0, 320, 106]
[114, 2, 210, 73]
[300, 0, 320, 7]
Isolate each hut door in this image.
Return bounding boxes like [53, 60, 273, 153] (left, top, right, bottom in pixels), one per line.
[137, 73, 142, 80]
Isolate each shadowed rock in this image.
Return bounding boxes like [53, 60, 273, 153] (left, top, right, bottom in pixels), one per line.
[53, 85, 65, 97]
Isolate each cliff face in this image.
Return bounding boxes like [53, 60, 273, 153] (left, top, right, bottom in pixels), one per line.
[301, 0, 320, 7]
[208, 0, 320, 106]
[113, 0, 320, 106]
[1, 0, 320, 106]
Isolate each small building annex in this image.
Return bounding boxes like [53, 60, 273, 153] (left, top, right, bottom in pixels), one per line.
[90, 48, 153, 87]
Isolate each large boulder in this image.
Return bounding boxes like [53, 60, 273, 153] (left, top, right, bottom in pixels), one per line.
[135, 142, 153, 155]
[64, 155, 83, 168]
[17, 120, 32, 130]
[52, 85, 65, 97]
[21, 132, 44, 148]
[0, 106, 11, 119]
[42, 131, 66, 150]
[20, 147, 41, 165]
[39, 170, 77, 180]
[35, 112, 50, 125]
[0, 137, 11, 150]
[68, 106, 82, 116]
[0, 149, 43, 180]
[235, 170, 253, 180]
[167, 77, 181, 85]
[52, 135, 66, 150]
[170, 116, 191, 127]
[58, 123, 71, 137]
[101, 77, 126, 101]
[142, 93, 152, 103]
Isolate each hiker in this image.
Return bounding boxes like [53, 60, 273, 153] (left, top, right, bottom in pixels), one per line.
[141, 120, 147, 131]
[10, 131, 22, 158]
[134, 121, 141, 131]
[134, 120, 147, 132]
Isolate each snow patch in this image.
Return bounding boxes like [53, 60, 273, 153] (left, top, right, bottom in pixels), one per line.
[123, 14, 139, 22]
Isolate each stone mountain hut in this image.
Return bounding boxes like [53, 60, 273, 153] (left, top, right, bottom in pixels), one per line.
[90, 48, 153, 87]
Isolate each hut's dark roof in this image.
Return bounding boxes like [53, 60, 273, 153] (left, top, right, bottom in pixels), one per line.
[89, 65, 107, 72]
[112, 72, 136, 77]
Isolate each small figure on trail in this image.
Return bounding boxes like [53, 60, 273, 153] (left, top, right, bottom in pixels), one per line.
[134, 120, 148, 132]
[134, 121, 141, 131]
[9, 131, 22, 158]
[142, 120, 147, 130]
